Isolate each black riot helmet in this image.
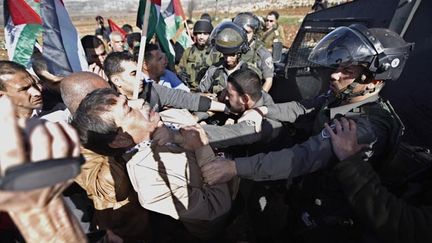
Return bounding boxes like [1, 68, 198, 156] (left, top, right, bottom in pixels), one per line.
[211, 22, 249, 55]
[233, 12, 261, 34]
[193, 19, 213, 34]
[309, 24, 414, 82]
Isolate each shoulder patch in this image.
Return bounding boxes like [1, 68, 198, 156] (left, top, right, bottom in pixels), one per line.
[265, 56, 273, 68]
[274, 30, 280, 36]
[321, 123, 336, 140]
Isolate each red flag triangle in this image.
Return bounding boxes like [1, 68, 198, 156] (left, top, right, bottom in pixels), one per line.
[151, 0, 161, 6]
[7, 0, 42, 25]
[108, 19, 128, 39]
[173, 0, 186, 20]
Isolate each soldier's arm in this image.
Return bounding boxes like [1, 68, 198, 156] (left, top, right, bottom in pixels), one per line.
[277, 25, 285, 44]
[203, 117, 283, 149]
[255, 101, 311, 123]
[257, 47, 274, 92]
[199, 66, 217, 93]
[234, 117, 376, 181]
[262, 77, 273, 93]
[152, 83, 211, 111]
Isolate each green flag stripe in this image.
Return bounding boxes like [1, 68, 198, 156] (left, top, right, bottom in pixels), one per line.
[12, 24, 43, 67]
[137, 0, 174, 65]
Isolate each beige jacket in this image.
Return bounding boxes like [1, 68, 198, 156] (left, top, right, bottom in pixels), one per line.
[75, 148, 150, 241]
[127, 144, 233, 237]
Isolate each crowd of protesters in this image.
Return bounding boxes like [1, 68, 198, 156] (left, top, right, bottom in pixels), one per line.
[1, 7, 432, 243]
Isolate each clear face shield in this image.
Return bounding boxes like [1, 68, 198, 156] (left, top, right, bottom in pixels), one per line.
[209, 21, 232, 46]
[308, 27, 377, 69]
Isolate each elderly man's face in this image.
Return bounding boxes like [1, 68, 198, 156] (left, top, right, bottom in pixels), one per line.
[110, 35, 125, 52]
[0, 71, 43, 110]
[109, 94, 160, 145]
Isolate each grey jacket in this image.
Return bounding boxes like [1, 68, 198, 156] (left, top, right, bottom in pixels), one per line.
[234, 95, 397, 181]
[203, 92, 306, 149]
[141, 82, 212, 112]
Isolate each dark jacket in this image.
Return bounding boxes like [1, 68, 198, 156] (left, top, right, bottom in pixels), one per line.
[335, 153, 432, 243]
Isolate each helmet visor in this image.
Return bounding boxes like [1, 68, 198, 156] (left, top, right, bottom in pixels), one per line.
[308, 27, 376, 68]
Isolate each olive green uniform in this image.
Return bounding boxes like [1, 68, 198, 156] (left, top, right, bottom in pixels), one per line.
[178, 45, 221, 91]
[261, 24, 285, 50]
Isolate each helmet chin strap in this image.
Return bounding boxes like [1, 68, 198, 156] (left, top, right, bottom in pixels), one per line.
[334, 74, 376, 102]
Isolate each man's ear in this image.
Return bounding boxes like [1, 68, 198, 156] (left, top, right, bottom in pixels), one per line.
[240, 94, 250, 105]
[111, 75, 121, 87]
[109, 132, 134, 149]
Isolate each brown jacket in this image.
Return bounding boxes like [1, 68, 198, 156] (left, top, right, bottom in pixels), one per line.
[75, 148, 150, 241]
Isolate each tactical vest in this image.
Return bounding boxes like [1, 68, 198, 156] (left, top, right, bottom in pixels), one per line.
[313, 97, 403, 163]
[182, 45, 222, 89]
[209, 62, 261, 95]
[288, 98, 405, 243]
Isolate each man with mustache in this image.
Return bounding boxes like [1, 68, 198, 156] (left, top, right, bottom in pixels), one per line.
[73, 88, 233, 240]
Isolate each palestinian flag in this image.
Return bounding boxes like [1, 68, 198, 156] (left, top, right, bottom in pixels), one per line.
[40, 0, 88, 76]
[4, 0, 43, 68]
[136, 0, 175, 65]
[108, 18, 127, 39]
[163, 0, 193, 49]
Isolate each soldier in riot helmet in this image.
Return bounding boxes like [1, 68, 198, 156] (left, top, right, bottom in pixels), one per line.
[178, 19, 220, 91]
[200, 25, 413, 241]
[233, 12, 275, 92]
[199, 22, 261, 95]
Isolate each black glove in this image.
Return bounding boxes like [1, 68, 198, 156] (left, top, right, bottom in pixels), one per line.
[178, 70, 191, 84]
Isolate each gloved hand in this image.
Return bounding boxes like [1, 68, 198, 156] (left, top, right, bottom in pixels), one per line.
[178, 69, 191, 84]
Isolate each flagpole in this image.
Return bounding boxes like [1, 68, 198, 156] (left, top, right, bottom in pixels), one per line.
[183, 19, 192, 38]
[133, 0, 152, 100]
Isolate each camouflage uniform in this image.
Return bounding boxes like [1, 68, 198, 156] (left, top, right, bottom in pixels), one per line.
[178, 45, 221, 91]
[199, 60, 262, 94]
[261, 25, 285, 50]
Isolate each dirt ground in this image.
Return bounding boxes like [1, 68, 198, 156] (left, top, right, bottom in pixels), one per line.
[0, 7, 310, 61]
